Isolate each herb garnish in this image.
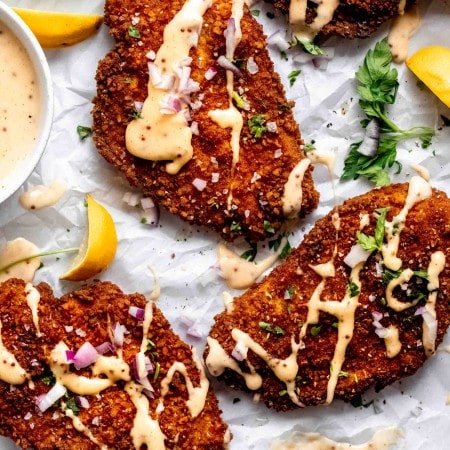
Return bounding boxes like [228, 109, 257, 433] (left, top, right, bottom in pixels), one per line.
[77, 125, 92, 140]
[292, 37, 324, 56]
[287, 69, 301, 87]
[263, 220, 275, 234]
[268, 234, 292, 260]
[230, 221, 242, 232]
[241, 242, 257, 262]
[259, 321, 284, 335]
[341, 38, 434, 186]
[356, 207, 389, 253]
[248, 114, 268, 138]
[128, 25, 141, 39]
[65, 396, 80, 415]
[347, 280, 360, 297]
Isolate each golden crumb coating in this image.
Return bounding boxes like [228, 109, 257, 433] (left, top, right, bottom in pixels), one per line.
[270, 0, 417, 39]
[0, 279, 230, 449]
[93, 0, 318, 242]
[205, 182, 450, 411]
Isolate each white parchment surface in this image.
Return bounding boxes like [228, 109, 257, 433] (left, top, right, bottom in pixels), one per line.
[1, 0, 450, 448]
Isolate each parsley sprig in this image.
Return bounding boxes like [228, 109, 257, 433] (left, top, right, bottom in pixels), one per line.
[342, 38, 434, 186]
[356, 207, 389, 253]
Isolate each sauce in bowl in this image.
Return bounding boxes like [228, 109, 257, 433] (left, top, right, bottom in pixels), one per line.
[0, 21, 41, 182]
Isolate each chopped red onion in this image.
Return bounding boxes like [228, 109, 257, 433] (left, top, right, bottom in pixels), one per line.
[36, 382, 67, 412]
[160, 94, 182, 114]
[134, 352, 151, 380]
[312, 57, 329, 70]
[247, 56, 259, 74]
[211, 172, 219, 183]
[231, 341, 248, 361]
[205, 67, 218, 80]
[129, 305, 145, 320]
[217, 55, 241, 76]
[251, 172, 261, 183]
[134, 101, 143, 112]
[95, 341, 114, 355]
[65, 350, 76, 363]
[186, 326, 203, 339]
[343, 244, 371, 268]
[414, 306, 426, 316]
[292, 52, 314, 64]
[146, 50, 156, 60]
[138, 376, 155, 398]
[111, 322, 127, 348]
[148, 62, 162, 86]
[123, 191, 142, 207]
[192, 178, 207, 191]
[375, 327, 389, 338]
[372, 311, 383, 324]
[178, 66, 192, 92]
[358, 119, 381, 157]
[224, 18, 236, 58]
[267, 30, 290, 51]
[72, 342, 99, 370]
[190, 121, 199, 135]
[274, 149, 283, 158]
[75, 396, 90, 409]
[179, 315, 195, 328]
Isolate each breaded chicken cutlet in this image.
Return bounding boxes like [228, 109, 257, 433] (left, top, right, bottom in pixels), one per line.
[269, 0, 416, 40]
[0, 279, 230, 449]
[93, 0, 319, 243]
[205, 178, 450, 411]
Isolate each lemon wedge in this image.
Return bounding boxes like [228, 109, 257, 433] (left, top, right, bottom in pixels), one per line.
[61, 195, 118, 281]
[12, 8, 103, 48]
[406, 46, 450, 108]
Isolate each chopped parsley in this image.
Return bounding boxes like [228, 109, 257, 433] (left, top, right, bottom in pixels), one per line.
[153, 361, 161, 381]
[251, 9, 260, 17]
[285, 285, 295, 300]
[356, 207, 389, 253]
[130, 108, 142, 120]
[65, 396, 80, 415]
[310, 325, 321, 336]
[303, 143, 316, 152]
[128, 25, 141, 39]
[341, 38, 434, 186]
[347, 280, 360, 297]
[268, 234, 292, 260]
[76, 125, 92, 140]
[241, 243, 257, 262]
[293, 37, 324, 56]
[230, 221, 242, 232]
[42, 373, 56, 386]
[278, 389, 288, 396]
[263, 220, 275, 234]
[259, 321, 284, 335]
[231, 91, 247, 109]
[287, 69, 301, 87]
[248, 114, 268, 138]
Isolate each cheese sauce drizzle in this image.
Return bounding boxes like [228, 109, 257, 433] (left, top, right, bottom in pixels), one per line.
[125, 381, 166, 450]
[217, 237, 287, 289]
[383, 325, 402, 358]
[0, 237, 41, 283]
[270, 427, 404, 450]
[125, 0, 212, 174]
[381, 176, 432, 271]
[25, 283, 41, 336]
[422, 251, 446, 356]
[289, 0, 339, 43]
[282, 159, 310, 218]
[208, 0, 248, 209]
[64, 405, 108, 450]
[388, 4, 420, 64]
[19, 180, 66, 210]
[0, 320, 28, 384]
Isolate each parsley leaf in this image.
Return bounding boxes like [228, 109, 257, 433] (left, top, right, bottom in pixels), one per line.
[356, 207, 389, 252]
[241, 243, 257, 262]
[287, 69, 301, 87]
[128, 25, 141, 39]
[293, 37, 324, 56]
[347, 280, 360, 297]
[248, 114, 268, 138]
[342, 38, 435, 186]
[77, 125, 92, 140]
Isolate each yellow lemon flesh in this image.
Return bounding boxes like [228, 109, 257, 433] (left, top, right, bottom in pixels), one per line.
[61, 195, 118, 281]
[406, 46, 450, 108]
[12, 8, 103, 48]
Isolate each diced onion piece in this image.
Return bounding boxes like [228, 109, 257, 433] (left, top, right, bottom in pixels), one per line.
[205, 67, 218, 80]
[134, 101, 143, 112]
[141, 198, 160, 225]
[190, 121, 199, 135]
[231, 341, 248, 361]
[266, 121, 278, 133]
[73, 342, 99, 370]
[179, 315, 195, 328]
[217, 55, 241, 76]
[247, 56, 259, 74]
[129, 305, 145, 320]
[224, 18, 236, 58]
[267, 30, 290, 51]
[95, 341, 114, 355]
[312, 57, 329, 70]
[292, 52, 315, 64]
[75, 396, 90, 409]
[358, 118, 381, 157]
[186, 326, 203, 339]
[36, 382, 67, 412]
[123, 191, 142, 207]
[111, 322, 127, 348]
[134, 352, 149, 380]
[65, 350, 76, 363]
[192, 178, 207, 191]
[343, 244, 371, 268]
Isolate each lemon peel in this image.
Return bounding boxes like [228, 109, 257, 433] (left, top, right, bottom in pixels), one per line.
[406, 46, 450, 108]
[12, 8, 103, 48]
[60, 194, 118, 281]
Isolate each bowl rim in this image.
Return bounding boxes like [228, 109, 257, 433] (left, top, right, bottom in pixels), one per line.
[0, 1, 54, 204]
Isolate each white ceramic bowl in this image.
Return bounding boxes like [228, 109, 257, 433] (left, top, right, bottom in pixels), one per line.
[0, 1, 53, 204]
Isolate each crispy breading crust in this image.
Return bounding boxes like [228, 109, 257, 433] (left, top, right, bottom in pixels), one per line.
[92, 0, 318, 242]
[0, 279, 229, 449]
[269, 0, 417, 39]
[206, 183, 450, 411]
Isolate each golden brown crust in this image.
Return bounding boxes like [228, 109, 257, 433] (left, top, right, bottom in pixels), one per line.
[270, 0, 417, 39]
[205, 183, 450, 411]
[92, 0, 318, 242]
[0, 279, 229, 449]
